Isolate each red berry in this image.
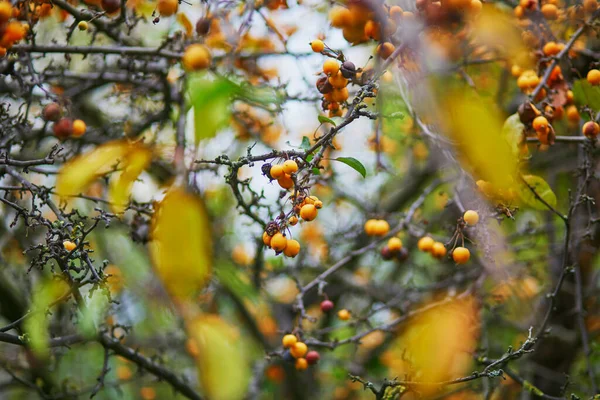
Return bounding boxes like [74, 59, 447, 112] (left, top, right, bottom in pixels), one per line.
[53, 118, 73, 139]
[42, 103, 61, 122]
[305, 350, 320, 365]
[102, 0, 120, 13]
[380, 246, 393, 260]
[320, 300, 334, 312]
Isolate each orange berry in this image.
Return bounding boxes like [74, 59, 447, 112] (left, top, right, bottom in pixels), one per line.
[270, 164, 284, 179]
[329, 7, 351, 27]
[282, 334, 297, 348]
[323, 59, 340, 76]
[283, 239, 300, 257]
[310, 39, 324, 53]
[511, 65, 522, 77]
[364, 219, 377, 236]
[582, 121, 600, 138]
[72, 119, 86, 137]
[140, 387, 156, 400]
[337, 309, 351, 320]
[532, 116, 549, 132]
[290, 342, 308, 358]
[373, 220, 390, 236]
[331, 87, 349, 102]
[300, 204, 318, 221]
[566, 105, 580, 123]
[262, 231, 272, 246]
[329, 71, 348, 89]
[541, 3, 558, 19]
[542, 41, 562, 56]
[77, 21, 89, 31]
[463, 210, 479, 225]
[182, 44, 211, 71]
[116, 365, 132, 380]
[588, 69, 600, 85]
[566, 90, 574, 104]
[431, 242, 447, 258]
[288, 215, 298, 226]
[452, 247, 471, 264]
[270, 233, 287, 252]
[63, 240, 77, 251]
[418, 236, 434, 252]
[2, 22, 27, 46]
[389, 5, 403, 20]
[364, 20, 380, 41]
[282, 160, 298, 174]
[314, 200, 323, 209]
[584, 0, 598, 13]
[377, 42, 395, 59]
[278, 174, 294, 189]
[295, 358, 308, 370]
[157, 0, 178, 16]
[387, 237, 402, 252]
[0, 2, 12, 22]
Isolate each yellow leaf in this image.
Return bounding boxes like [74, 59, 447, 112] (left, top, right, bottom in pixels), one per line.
[150, 187, 212, 300]
[442, 92, 519, 191]
[177, 12, 193, 37]
[187, 315, 250, 400]
[388, 295, 480, 394]
[108, 145, 152, 213]
[24, 279, 70, 358]
[56, 140, 130, 199]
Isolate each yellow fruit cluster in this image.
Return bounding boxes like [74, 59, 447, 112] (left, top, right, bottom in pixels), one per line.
[281, 334, 319, 370]
[269, 160, 298, 190]
[417, 236, 447, 259]
[364, 219, 390, 236]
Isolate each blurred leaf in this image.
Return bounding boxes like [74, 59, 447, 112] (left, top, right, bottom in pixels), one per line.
[237, 83, 285, 108]
[80, 286, 110, 338]
[187, 76, 238, 145]
[388, 296, 479, 394]
[215, 262, 258, 305]
[334, 157, 366, 178]
[108, 144, 153, 213]
[150, 187, 212, 300]
[442, 92, 519, 191]
[177, 13, 193, 37]
[518, 175, 557, 210]
[318, 115, 337, 126]
[187, 315, 250, 400]
[24, 279, 70, 358]
[56, 140, 130, 199]
[573, 79, 600, 111]
[300, 136, 311, 150]
[502, 113, 527, 158]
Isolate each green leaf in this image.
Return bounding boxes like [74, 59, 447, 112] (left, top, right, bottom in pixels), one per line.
[573, 79, 600, 111]
[518, 175, 557, 210]
[501, 113, 526, 158]
[187, 75, 238, 145]
[312, 167, 321, 175]
[334, 157, 367, 178]
[300, 136, 311, 150]
[318, 115, 337, 126]
[215, 262, 258, 305]
[80, 286, 110, 338]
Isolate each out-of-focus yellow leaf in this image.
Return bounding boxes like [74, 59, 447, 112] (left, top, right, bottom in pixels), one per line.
[24, 279, 70, 358]
[108, 145, 152, 213]
[177, 13, 193, 37]
[187, 314, 250, 400]
[56, 140, 130, 199]
[518, 174, 557, 210]
[502, 113, 528, 158]
[387, 295, 480, 394]
[442, 92, 519, 191]
[150, 187, 212, 300]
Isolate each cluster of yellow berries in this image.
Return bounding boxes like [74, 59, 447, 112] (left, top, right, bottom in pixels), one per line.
[263, 231, 300, 258]
[363, 219, 390, 236]
[417, 236, 447, 259]
[328, 3, 404, 46]
[281, 334, 320, 371]
[269, 159, 299, 190]
[313, 51, 355, 118]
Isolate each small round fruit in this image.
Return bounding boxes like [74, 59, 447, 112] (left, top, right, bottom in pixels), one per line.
[338, 309, 351, 321]
[295, 358, 308, 370]
[381, 246, 394, 260]
[282, 160, 298, 174]
[532, 116, 549, 132]
[582, 121, 600, 138]
[157, 0, 178, 16]
[288, 216, 298, 226]
[270, 233, 288, 252]
[282, 334, 297, 348]
[340, 61, 356, 78]
[63, 240, 77, 251]
[374, 220, 390, 236]
[331, 87, 349, 102]
[320, 300, 334, 312]
[396, 247, 409, 262]
[77, 21, 88, 31]
[377, 42, 395, 59]
[310, 39, 325, 53]
[53, 118, 73, 139]
[364, 219, 377, 236]
[282, 350, 294, 362]
[329, 71, 348, 89]
[262, 231, 272, 246]
[463, 210, 479, 226]
[270, 165, 284, 179]
[417, 236, 434, 252]
[305, 351, 320, 365]
[387, 237, 402, 252]
[196, 17, 211, 35]
[72, 119, 86, 137]
[541, 3, 558, 19]
[588, 69, 600, 86]
[323, 59, 340, 76]
[182, 44, 211, 71]
[314, 200, 323, 209]
[452, 247, 471, 264]
[283, 239, 300, 257]
[278, 174, 294, 189]
[101, 0, 120, 13]
[300, 204, 318, 221]
[431, 242, 447, 258]
[42, 103, 62, 121]
[290, 342, 308, 358]
[0, 2, 12, 22]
